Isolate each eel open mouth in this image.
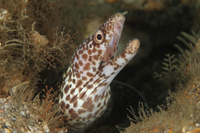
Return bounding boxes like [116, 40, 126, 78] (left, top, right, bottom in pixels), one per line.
[98, 12, 140, 88]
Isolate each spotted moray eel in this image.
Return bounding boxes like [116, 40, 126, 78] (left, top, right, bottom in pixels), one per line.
[58, 12, 140, 131]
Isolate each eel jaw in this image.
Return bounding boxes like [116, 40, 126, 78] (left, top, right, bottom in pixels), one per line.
[97, 13, 140, 93]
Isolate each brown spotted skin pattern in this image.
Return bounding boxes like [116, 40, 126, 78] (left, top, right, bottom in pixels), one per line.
[58, 12, 140, 131]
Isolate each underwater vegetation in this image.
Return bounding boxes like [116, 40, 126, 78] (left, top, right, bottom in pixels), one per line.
[0, 0, 74, 97]
[0, 87, 68, 132]
[121, 32, 200, 132]
[0, 0, 74, 132]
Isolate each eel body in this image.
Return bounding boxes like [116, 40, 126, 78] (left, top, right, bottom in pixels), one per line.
[58, 12, 140, 131]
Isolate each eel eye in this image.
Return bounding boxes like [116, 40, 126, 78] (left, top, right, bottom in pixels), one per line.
[94, 30, 104, 44]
